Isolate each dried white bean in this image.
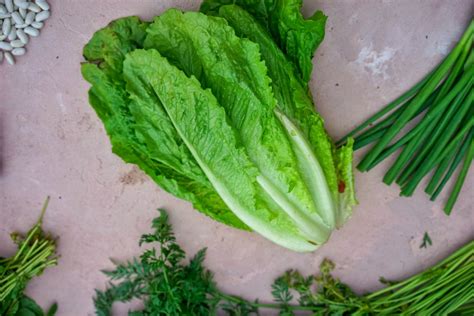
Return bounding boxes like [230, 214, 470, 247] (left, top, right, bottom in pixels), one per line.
[24, 10, 34, 24]
[31, 21, 42, 29]
[23, 25, 38, 36]
[10, 39, 23, 47]
[5, 0, 12, 12]
[14, 0, 28, 9]
[11, 47, 25, 55]
[2, 17, 10, 35]
[0, 0, 51, 65]
[34, 9, 49, 22]
[4, 51, 14, 64]
[36, 0, 49, 11]
[19, 7, 26, 18]
[11, 11, 24, 25]
[7, 27, 16, 40]
[16, 28, 27, 43]
[0, 40, 12, 50]
[27, 2, 40, 12]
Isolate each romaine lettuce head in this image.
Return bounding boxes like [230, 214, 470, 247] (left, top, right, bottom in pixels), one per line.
[81, 3, 356, 252]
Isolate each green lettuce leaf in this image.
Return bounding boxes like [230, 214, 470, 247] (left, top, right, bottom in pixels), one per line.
[81, 5, 357, 251]
[144, 9, 332, 236]
[123, 49, 321, 251]
[205, 5, 357, 223]
[200, 0, 327, 83]
[81, 17, 248, 230]
[335, 138, 357, 227]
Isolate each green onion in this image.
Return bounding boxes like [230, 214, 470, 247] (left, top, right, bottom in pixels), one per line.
[444, 136, 474, 214]
[428, 129, 473, 200]
[338, 20, 474, 213]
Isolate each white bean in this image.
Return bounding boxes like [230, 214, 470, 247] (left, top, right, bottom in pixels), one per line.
[12, 47, 25, 55]
[34, 9, 49, 22]
[15, 23, 27, 28]
[24, 25, 38, 36]
[0, 40, 12, 50]
[0, 4, 7, 14]
[11, 11, 24, 25]
[24, 11, 34, 24]
[7, 27, 16, 40]
[0, 12, 10, 18]
[0, 34, 6, 41]
[28, 2, 40, 13]
[2, 17, 10, 35]
[4, 51, 14, 64]
[31, 21, 42, 29]
[19, 7, 27, 18]
[10, 39, 23, 47]
[14, 0, 28, 9]
[16, 28, 27, 44]
[5, 0, 12, 12]
[36, 0, 49, 11]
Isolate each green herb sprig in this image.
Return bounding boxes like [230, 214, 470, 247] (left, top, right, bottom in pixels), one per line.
[0, 197, 58, 316]
[95, 209, 474, 315]
[338, 20, 474, 214]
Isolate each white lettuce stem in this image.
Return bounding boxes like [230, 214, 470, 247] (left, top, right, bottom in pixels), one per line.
[257, 175, 331, 244]
[274, 109, 337, 229]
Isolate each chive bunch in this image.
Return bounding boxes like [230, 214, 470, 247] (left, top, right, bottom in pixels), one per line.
[361, 241, 474, 315]
[339, 20, 474, 214]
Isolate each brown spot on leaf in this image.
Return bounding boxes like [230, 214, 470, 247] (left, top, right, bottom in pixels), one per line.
[338, 181, 346, 193]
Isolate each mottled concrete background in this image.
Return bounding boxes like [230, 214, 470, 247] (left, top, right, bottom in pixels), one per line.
[1, 1, 473, 315]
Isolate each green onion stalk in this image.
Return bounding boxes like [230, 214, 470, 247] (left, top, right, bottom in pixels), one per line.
[338, 20, 474, 214]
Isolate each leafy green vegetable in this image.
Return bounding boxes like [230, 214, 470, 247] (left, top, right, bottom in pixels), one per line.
[144, 9, 335, 234]
[0, 197, 58, 316]
[82, 17, 248, 230]
[95, 209, 474, 315]
[200, 0, 327, 84]
[124, 48, 324, 250]
[82, 1, 356, 251]
[199, 4, 356, 227]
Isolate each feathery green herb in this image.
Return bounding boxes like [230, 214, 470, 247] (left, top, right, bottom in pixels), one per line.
[0, 197, 58, 316]
[95, 209, 474, 315]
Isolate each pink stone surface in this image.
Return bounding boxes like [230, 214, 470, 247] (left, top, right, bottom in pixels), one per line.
[1, 1, 473, 315]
